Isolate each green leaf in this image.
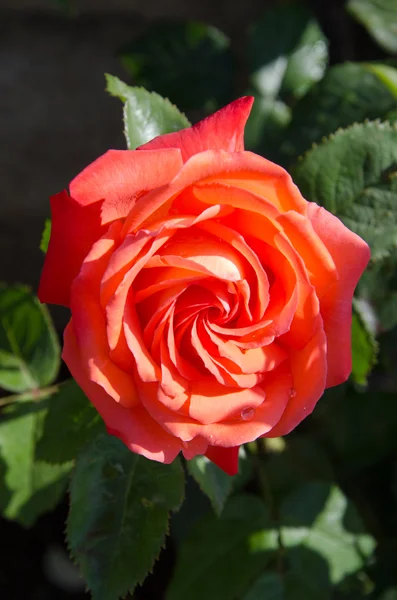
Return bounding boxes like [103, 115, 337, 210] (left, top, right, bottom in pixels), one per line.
[0, 394, 72, 527]
[379, 290, 397, 329]
[0, 285, 60, 393]
[387, 108, 397, 122]
[40, 218, 51, 254]
[245, 97, 291, 148]
[367, 63, 397, 98]
[356, 250, 397, 331]
[285, 62, 397, 159]
[351, 300, 378, 386]
[187, 455, 233, 516]
[166, 495, 278, 600]
[380, 589, 397, 600]
[118, 21, 234, 112]
[36, 379, 104, 464]
[347, 0, 397, 54]
[247, 3, 327, 100]
[106, 74, 190, 150]
[245, 95, 291, 163]
[243, 572, 284, 600]
[67, 433, 185, 600]
[292, 121, 397, 261]
[280, 484, 375, 585]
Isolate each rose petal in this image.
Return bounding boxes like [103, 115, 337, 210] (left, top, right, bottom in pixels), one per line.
[188, 378, 267, 424]
[277, 211, 338, 298]
[139, 362, 292, 446]
[167, 306, 204, 379]
[69, 148, 183, 223]
[105, 231, 174, 354]
[70, 224, 139, 408]
[156, 232, 246, 282]
[138, 96, 254, 161]
[182, 436, 209, 460]
[134, 268, 207, 303]
[192, 181, 280, 220]
[196, 220, 270, 321]
[63, 321, 182, 463]
[274, 231, 321, 349]
[123, 290, 161, 382]
[203, 321, 287, 374]
[122, 150, 307, 235]
[193, 318, 266, 388]
[205, 446, 240, 475]
[307, 203, 370, 387]
[266, 324, 327, 437]
[38, 191, 106, 307]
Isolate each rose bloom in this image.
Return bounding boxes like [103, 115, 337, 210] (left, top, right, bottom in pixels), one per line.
[39, 97, 370, 475]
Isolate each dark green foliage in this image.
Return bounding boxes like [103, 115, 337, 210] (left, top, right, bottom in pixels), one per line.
[0, 285, 60, 393]
[347, 0, 397, 54]
[119, 21, 234, 112]
[293, 121, 397, 261]
[67, 434, 185, 600]
[247, 3, 327, 101]
[0, 394, 72, 526]
[285, 63, 397, 160]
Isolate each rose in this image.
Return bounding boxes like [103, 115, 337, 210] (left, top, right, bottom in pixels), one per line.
[39, 97, 370, 475]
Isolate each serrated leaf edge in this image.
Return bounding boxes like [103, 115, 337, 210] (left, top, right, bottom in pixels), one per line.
[65, 453, 185, 600]
[295, 118, 397, 164]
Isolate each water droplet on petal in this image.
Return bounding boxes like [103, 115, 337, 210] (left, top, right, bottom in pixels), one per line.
[241, 407, 255, 421]
[289, 387, 297, 398]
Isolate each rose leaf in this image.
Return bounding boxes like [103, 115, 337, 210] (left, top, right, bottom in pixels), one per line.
[67, 433, 185, 600]
[351, 299, 378, 386]
[0, 285, 60, 393]
[247, 3, 328, 101]
[347, 0, 397, 54]
[36, 378, 105, 464]
[186, 454, 234, 516]
[242, 572, 284, 600]
[280, 483, 375, 587]
[40, 217, 51, 254]
[292, 121, 397, 262]
[285, 63, 397, 159]
[105, 74, 190, 150]
[0, 394, 72, 527]
[245, 484, 375, 599]
[166, 494, 278, 600]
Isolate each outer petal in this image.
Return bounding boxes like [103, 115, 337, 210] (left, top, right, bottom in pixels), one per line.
[205, 446, 240, 476]
[70, 148, 183, 224]
[38, 191, 106, 307]
[138, 97, 254, 162]
[63, 321, 182, 463]
[266, 324, 327, 437]
[70, 223, 139, 408]
[39, 149, 183, 308]
[307, 203, 370, 387]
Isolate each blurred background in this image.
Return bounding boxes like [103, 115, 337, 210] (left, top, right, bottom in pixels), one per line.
[0, 0, 393, 598]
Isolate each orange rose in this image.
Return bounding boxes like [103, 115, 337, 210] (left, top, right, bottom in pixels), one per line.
[39, 98, 370, 475]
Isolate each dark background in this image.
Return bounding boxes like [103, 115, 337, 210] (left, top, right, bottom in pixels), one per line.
[0, 0, 387, 598]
